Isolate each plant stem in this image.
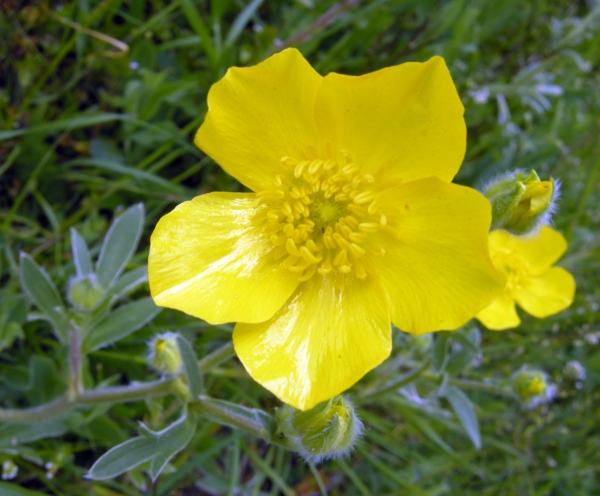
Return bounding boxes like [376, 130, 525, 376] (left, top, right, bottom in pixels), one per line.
[0, 341, 239, 424]
[198, 341, 235, 372]
[0, 378, 176, 423]
[68, 330, 82, 401]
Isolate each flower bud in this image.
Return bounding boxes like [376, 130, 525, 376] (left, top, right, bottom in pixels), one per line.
[483, 170, 557, 235]
[563, 360, 586, 381]
[148, 332, 183, 374]
[2, 460, 18, 480]
[512, 367, 556, 408]
[67, 274, 104, 311]
[276, 396, 363, 463]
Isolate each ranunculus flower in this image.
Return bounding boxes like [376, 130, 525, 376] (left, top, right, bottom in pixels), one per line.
[149, 49, 504, 410]
[477, 225, 575, 330]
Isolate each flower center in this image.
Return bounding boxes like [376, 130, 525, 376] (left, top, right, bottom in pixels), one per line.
[254, 151, 397, 289]
[312, 197, 342, 228]
[494, 248, 529, 293]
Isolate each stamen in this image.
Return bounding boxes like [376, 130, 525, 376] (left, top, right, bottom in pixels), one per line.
[256, 152, 399, 285]
[298, 263, 318, 281]
[333, 249, 348, 267]
[358, 223, 379, 233]
[286, 238, 301, 257]
[282, 255, 300, 269]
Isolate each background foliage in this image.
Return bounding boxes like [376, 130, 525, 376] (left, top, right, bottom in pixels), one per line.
[1, 0, 600, 494]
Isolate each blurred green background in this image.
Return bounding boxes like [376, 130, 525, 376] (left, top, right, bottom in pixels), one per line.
[1, 0, 600, 494]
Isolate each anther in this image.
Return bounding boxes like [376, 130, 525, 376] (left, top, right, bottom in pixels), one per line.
[286, 238, 301, 257]
[282, 255, 300, 269]
[349, 243, 366, 258]
[282, 202, 293, 217]
[349, 232, 367, 243]
[352, 257, 367, 279]
[338, 264, 352, 274]
[358, 223, 379, 233]
[352, 190, 374, 205]
[333, 249, 348, 267]
[300, 246, 322, 264]
[318, 258, 333, 275]
[270, 234, 287, 246]
[298, 263, 318, 282]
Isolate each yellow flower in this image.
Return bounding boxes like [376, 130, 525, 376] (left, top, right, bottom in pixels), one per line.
[148, 49, 505, 410]
[477, 226, 576, 330]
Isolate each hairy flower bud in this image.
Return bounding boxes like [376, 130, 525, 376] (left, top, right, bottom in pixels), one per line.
[276, 396, 363, 463]
[512, 367, 556, 408]
[483, 170, 557, 235]
[148, 332, 183, 374]
[67, 274, 104, 311]
[2, 460, 18, 480]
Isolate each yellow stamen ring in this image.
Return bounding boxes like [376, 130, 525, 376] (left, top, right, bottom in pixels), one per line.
[256, 153, 395, 286]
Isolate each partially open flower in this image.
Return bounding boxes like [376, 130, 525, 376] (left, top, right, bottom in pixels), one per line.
[477, 226, 575, 330]
[483, 169, 557, 236]
[149, 49, 505, 410]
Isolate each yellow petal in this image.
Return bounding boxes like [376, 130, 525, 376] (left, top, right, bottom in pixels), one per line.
[314, 56, 465, 183]
[476, 294, 521, 330]
[370, 177, 506, 334]
[149, 193, 298, 324]
[195, 48, 322, 192]
[489, 226, 568, 276]
[515, 266, 575, 318]
[233, 273, 391, 411]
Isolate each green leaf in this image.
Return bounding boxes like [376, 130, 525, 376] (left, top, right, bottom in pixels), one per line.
[87, 415, 196, 481]
[0, 322, 24, 351]
[176, 335, 203, 399]
[70, 227, 93, 276]
[225, 0, 264, 47]
[82, 297, 161, 352]
[86, 436, 156, 480]
[432, 332, 450, 372]
[0, 482, 49, 496]
[25, 356, 60, 405]
[445, 346, 477, 376]
[65, 159, 187, 196]
[105, 266, 148, 303]
[179, 0, 217, 65]
[444, 385, 481, 450]
[149, 416, 196, 482]
[0, 421, 68, 449]
[19, 253, 69, 343]
[96, 204, 144, 289]
[197, 398, 276, 441]
[0, 112, 134, 141]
